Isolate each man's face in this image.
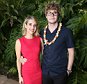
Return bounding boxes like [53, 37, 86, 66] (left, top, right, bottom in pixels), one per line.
[46, 10, 58, 24]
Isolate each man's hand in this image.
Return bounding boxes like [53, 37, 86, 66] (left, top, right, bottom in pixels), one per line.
[67, 69, 72, 76]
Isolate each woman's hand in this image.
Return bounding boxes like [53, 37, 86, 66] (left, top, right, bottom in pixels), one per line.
[20, 56, 27, 65]
[19, 76, 24, 84]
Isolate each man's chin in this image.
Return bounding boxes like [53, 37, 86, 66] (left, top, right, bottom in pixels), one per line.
[49, 21, 57, 24]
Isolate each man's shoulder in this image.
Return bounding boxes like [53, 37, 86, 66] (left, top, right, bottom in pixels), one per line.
[62, 26, 70, 30]
[40, 29, 44, 38]
[62, 26, 72, 33]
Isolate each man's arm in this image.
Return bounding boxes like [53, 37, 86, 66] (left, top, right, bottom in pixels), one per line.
[67, 48, 74, 74]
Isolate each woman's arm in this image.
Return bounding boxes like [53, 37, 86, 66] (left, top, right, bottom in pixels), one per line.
[15, 39, 23, 84]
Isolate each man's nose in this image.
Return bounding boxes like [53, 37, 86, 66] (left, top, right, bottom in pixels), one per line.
[51, 13, 55, 16]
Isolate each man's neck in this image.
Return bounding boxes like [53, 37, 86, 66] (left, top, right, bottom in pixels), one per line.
[48, 22, 58, 33]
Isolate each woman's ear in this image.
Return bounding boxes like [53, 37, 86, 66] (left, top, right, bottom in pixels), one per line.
[25, 23, 27, 29]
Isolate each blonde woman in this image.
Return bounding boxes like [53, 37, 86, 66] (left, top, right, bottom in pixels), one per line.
[15, 16, 43, 84]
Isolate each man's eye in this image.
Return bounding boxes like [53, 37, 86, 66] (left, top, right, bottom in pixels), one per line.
[34, 24, 37, 27]
[49, 12, 52, 14]
[54, 12, 57, 14]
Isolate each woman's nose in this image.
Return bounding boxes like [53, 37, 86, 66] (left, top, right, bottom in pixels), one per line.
[31, 25, 35, 30]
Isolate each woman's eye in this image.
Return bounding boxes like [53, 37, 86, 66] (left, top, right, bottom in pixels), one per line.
[28, 23, 32, 26]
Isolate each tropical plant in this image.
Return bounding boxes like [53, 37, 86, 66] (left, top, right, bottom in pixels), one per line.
[60, 0, 87, 84]
[0, 0, 87, 83]
[0, 0, 41, 72]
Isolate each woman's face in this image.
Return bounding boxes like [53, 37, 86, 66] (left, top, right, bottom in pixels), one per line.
[25, 19, 37, 35]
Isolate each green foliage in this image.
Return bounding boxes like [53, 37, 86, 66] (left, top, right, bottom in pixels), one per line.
[7, 67, 17, 75]
[7, 67, 18, 79]
[32, 2, 47, 29]
[3, 25, 22, 67]
[0, 33, 6, 54]
[67, 70, 87, 84]
[66, 13, 87, 34]
[66, 12, 87, 69]
[0, 0, 87, 83]
[0, 0, 41, 68]
[78, 70, 87, 84]
[0, 31, 6, 64]
[64, 0, 87, 83]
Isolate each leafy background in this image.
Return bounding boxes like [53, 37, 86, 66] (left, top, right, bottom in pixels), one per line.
[0, 0, 87, 83]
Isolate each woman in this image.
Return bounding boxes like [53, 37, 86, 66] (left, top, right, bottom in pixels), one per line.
[15, 16, 43, 84]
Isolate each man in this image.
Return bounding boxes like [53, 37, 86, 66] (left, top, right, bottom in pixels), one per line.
[40, 2, 74, 84]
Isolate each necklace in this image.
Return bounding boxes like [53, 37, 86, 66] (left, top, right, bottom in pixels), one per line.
[43, 23, 62, 45]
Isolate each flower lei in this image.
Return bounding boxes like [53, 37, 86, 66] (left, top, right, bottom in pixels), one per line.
[43, 23, 62, 45]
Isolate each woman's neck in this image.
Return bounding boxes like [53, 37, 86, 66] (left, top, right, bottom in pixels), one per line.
[25, 34, 34, 39]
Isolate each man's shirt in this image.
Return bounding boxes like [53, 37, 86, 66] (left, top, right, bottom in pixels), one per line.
[40, 26, 74, 76]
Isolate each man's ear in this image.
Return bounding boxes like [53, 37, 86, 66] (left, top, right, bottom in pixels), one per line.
[46, 15, 47, 19]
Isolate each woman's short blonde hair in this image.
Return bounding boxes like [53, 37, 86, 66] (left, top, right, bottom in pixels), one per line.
[22, 16, 39, 36]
